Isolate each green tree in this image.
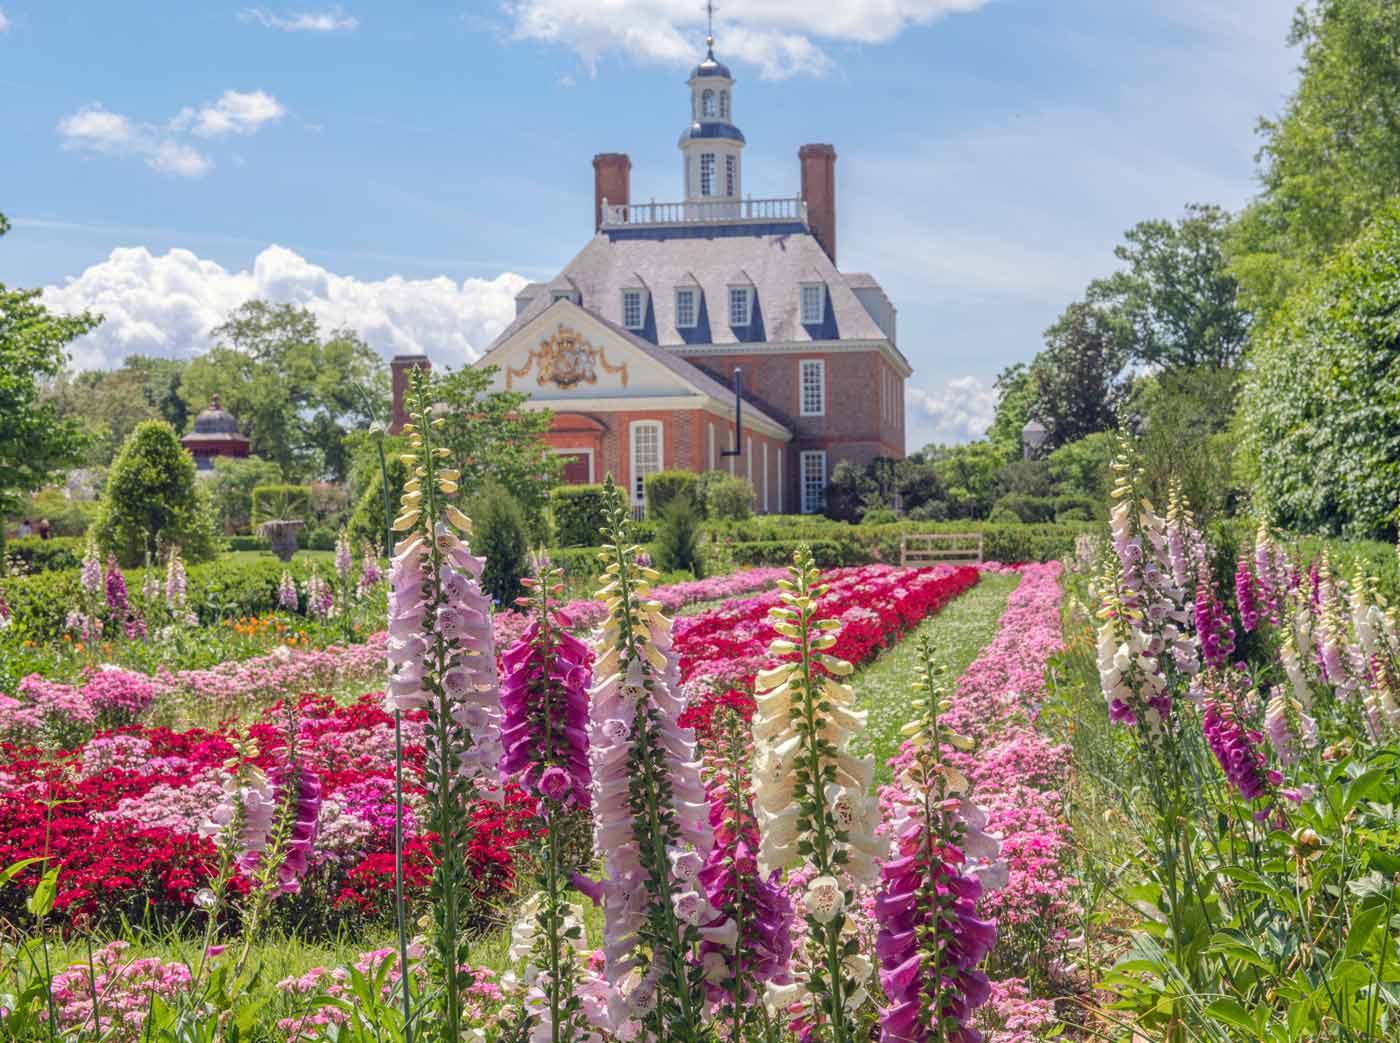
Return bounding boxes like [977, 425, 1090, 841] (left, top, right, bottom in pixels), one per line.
[921, 441, 1004, 519]
[1047, 431, 1115, 501]
[985, 362, 1035, 460]
[1128, 367, 1241, 521]
[468, 479, 530, 606]
[654, 492, 705, 576]
[208, 455, 283, 534]
[94, 420, 220, 565]
[1238, 202, 1400, 538]
[1229, 0, 1400, 316]
[0, 213, 98, 565]
[1088, 204, 1251, 369]
[431, 364, 559, 540]
[1030, 302, 1129, 448]
[182, 301, 388, 481]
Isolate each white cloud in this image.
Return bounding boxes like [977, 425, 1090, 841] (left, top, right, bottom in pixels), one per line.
[56, 89, 286, 177]
[174, 89, 286, 137]
[0, 9, 11, 32]
[239, 6, 358, 32]
[906, 376, 996, 446]
[57, 106, 136, 151]
[502, 0, 990, 79]
[41, 245, 529, 373]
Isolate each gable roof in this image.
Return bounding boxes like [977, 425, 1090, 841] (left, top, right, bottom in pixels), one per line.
[487, 229, 900, 353]
[476, 298, 792, 438]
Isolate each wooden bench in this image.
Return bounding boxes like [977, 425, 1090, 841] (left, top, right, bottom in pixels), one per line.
[900, 532, 984, 567]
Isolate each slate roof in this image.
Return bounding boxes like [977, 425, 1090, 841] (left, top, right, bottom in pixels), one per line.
[495, 229, 900, 354]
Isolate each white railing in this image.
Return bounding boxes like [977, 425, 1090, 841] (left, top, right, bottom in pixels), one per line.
[601, 196, 808, 230]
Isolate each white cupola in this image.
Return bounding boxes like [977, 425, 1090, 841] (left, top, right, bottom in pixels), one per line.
[678, 33, 744, 206]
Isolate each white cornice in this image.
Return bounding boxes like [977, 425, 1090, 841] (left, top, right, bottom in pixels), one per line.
[672, 338, 913, 378]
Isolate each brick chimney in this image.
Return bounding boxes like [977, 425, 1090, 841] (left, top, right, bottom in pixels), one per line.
[799, 143, 837, 265]
[593, 152, 631, 233]
[390, 353, 432, 435]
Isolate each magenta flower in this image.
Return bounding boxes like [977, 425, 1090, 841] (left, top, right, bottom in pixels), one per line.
[1203, 698, 1272, 802]
[106, 559, 129, 616]
[1235, 555, 1260, 633]
[1194, 579, 1235, 671]
[270, 763, 323, 894]
[277, 570, 299, 612]
[498, 609, 592, 807]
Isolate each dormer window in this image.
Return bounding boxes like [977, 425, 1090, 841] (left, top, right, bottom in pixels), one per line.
[702, 89, 716, 118]
[800, 283, 825, 324]
[551, 289, 579, 305]
[622, 290, 645, 330]
[729, 286, 752, 327]
[675, 287, 698, 329]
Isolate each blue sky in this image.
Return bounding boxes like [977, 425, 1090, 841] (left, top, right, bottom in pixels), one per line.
[0, 1, 1298, 449]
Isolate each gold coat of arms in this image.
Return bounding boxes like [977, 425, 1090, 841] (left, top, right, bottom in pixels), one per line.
[507, 326, 628, 390]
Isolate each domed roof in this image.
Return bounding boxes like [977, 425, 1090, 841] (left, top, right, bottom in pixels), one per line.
[690, 43, 731, 80]
[678, 121, 746, 146]
[192, 395, 241, 436]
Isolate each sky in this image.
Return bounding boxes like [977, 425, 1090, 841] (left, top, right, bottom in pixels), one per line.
[0, 1, 1300, 450]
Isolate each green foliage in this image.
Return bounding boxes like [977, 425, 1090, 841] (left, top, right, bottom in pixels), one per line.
[468, 480, 530, 607]
[2, 536, 82, 573]
[93, 420, 219, 566]
[986, 362, 1035, 459]
[45, 356, 189, 467]
[644, 470, 699, 518]
[181, 300, 388, 481]
[208, 456, 282, 534]
[1047, 431, 1115, 500]
[861, 508, 897, 526]
[990, 494, 1056, 524]
[346, 433, 410, 554]
[699, 471, 755, 521]
[0, 216, 98, 546]
[920, 442, 1005, 519]
[550, 484, 614, 546]
[1229, 0, 1400, 317]
[251, 484, 313, 527]
[1129, 366, 1242, 521]
[431, 365, 558, 541]
[653, 492, 704, 576]
[1239, 202, 1400, 537]
[1029, 302, 1129, 447]
[987, 506, 1020, 525]
[1087, 203, 1251, 368]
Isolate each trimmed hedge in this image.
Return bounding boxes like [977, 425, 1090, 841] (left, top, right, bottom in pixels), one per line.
[3, 536, 83, 573]
[0, 555, 331, 642]
[644, 470, 698, 518]
[251, 484, 313, 527]
[550, 485, 614, 547]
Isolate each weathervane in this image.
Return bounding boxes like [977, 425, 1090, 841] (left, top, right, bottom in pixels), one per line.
[704, 0, 717, 49]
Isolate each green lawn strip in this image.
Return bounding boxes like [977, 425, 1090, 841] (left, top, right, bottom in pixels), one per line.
[853, 570, 1020, 783]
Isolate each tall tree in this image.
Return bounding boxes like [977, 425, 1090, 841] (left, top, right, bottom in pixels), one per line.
[182, 301, 388, 481]
[1087, 203, 1251, 369]
[985, 362, 1035, 460]
[1031, 302, 1129, 448]
[0, 213, 98, 560]
[1230, 0, 1400, 316]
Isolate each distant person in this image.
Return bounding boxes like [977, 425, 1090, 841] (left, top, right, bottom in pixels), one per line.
[17, 519, 32, 539]
[38, 519, 53, 540]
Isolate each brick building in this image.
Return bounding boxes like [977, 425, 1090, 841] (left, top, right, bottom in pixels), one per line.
[393, 35, 909, 514]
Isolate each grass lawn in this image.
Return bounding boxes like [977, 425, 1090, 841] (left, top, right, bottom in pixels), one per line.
[853, 570, 1021, 782]
[223, 549, 335, 565]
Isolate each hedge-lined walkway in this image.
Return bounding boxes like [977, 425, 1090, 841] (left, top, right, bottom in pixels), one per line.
[853, 569, 1020, 781]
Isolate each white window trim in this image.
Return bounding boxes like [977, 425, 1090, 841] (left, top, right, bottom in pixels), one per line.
[728, 286, 752, 328]
[700, 153, 716, 197]
[746, 435, 753, 482]
[702, 88, 716, 118]
[725, 154, 737, 197]
[800, 283, 825, 325]
[676, 287, 698, 329]
[800, 450, 827, 515]
[799, 359, 826, 417]
[622, 289, 646, 330]
[777, 449, 783, 513]
[551, 289, 579, 304]
[549, 447, 595, 484]
[629, 420, 663, 505]
[708, 422, 716, 469]
[763, 442, 770, 513]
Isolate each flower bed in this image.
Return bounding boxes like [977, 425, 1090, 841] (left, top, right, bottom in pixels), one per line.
[882, 562, 1072, 1040]
[0, 563, 978, 930]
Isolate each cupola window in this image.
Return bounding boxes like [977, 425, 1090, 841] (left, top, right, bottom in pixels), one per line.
[702, 89, 716, 117]
[719, 89, 729, 119]
[700, 153, 716, 196]
[725, 155, 736, 196]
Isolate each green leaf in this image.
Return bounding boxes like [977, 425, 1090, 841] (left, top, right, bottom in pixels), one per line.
[1346, 903, 1387, 958]
[0, 856, 47, 890]
[25, 866, 59, 918]
[1205, 998, 1257, 1033]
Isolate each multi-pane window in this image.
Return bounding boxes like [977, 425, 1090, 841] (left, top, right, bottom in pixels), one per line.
[725, 155, 736, 196]
[719, 90, 730, 119]
[675, 288, 697, 328]
[800, 450, 827, 515]
[800, 359, 825, 416]
[702, 89, 716, 117]
[622, 290, 643, 330]
[630, 421, 662, 503]
[728, 286, 751, 327]
[700, 153, 715, 196]
[800, 284, 824, 324]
